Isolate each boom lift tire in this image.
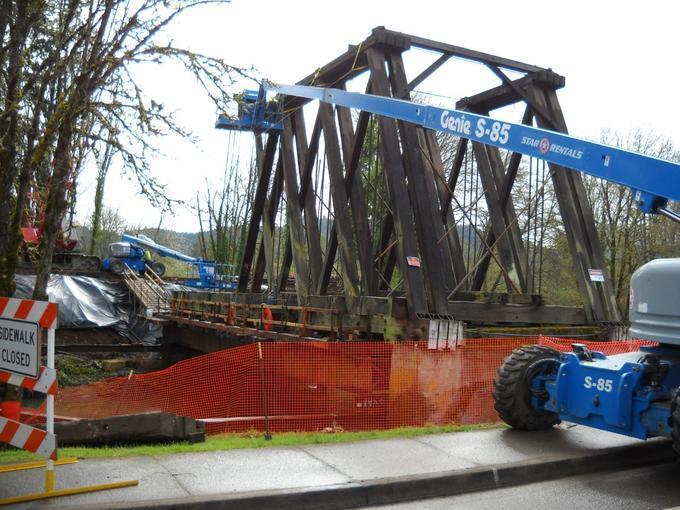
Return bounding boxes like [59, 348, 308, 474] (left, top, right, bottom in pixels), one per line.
[150, 261, 166, 277]
[109, 259, 125, 274]
[493, 345, 561, 430]
[671, 390, 680, 456]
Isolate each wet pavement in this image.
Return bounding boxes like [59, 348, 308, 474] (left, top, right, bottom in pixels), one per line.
[367, 462, 680, 510]
[0, 424, 653, 508]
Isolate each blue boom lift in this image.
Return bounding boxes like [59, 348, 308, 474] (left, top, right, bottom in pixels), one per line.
[259, 81, 680, 452]
[102, 234, 234, 290]
[215, 88, 283, 132]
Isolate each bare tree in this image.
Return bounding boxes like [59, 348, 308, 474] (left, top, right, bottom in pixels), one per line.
[196, 151, 257, 267]
[585, 128, 680, 315]
[88, 206, 127, 259]
[0, 0, 250, 299]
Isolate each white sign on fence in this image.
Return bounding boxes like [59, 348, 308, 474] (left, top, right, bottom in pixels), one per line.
[0, 318, 40, 378]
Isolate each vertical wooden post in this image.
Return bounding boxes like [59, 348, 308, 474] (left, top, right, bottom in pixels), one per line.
[366, 47, 429, 316]
[280, 118, 311, 300]
[319, 102, 361, 304]
[237, 132, 278, 292]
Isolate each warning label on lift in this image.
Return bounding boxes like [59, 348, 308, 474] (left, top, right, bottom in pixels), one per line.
[588, 268, 605, 282]
[0, 318, 40, 378]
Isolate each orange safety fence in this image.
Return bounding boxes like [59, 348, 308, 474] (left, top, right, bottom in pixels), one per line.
[16, 336, 651, 435]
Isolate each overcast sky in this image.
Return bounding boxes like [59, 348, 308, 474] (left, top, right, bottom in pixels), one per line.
[75, 0, 680, 233]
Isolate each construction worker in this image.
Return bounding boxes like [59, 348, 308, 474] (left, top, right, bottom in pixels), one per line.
[143, 249, 152, 269]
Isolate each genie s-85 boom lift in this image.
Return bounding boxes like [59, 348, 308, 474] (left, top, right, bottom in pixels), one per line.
[257, 80, 680, 453]
[102, 234, 234, 289]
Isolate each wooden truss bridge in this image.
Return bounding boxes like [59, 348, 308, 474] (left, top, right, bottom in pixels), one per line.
[168, 27, 621, 341]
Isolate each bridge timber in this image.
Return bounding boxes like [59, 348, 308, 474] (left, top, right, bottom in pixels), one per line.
[168, 27, 620, 342]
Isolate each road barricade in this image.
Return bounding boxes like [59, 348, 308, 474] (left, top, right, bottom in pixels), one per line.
[0, 297, 137, 505]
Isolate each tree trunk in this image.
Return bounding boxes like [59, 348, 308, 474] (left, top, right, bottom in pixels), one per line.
[0, 1, 28, 297]
[89, 140, 113, 254]
[4, 86, 50, 296]
[33, 118, 74, 300]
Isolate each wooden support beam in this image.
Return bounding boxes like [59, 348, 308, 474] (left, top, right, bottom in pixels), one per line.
[298, 114, 322, 204]
[448, 301, 587, 325]
[319, 81, 376, 295]
[456, 71, 565, 113]
[471, 140, 526, 292]
[376, 213, 396, 290]
[292, 109, 323, 290]
[366, 47, 429, 316]
[441, 137, 468, 219]
[252, 157, 283, 293]
[424, 130, 468, 286]
[526, 84, 620, 323]
[387, 51, 456, 314]
[486, 144, 528, 284]
[318, 234, 337, 296]
[401, 29, 547, 73]
[56, 413, 205, 446]
[335, 85, 378, 295]
[277, 237, 293, 293]
[471, 224, 493, 292]
[470, 106, 533, 292]
[406, 54, 450, 94]
[319, 102, 362, 304]
[382, 244, 397, 290]
[280, 118, 311, 299]
[500, 105, 534, 202]
[237, 132, 278, 292]
[277, 114, 323, 295]
[250, 135, 268, 293]
[487, 65, 558, 129]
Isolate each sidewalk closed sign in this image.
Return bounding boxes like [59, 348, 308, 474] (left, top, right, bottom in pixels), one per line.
[0, 317, 40, 378]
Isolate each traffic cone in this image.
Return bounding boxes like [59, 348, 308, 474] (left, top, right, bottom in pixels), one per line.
[0, 400, 21, 421]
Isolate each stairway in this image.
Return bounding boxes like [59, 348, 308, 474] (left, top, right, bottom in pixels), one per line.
[122, 265, 170, 316]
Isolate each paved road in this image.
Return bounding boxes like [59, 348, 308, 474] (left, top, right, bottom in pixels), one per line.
[367, 462, 680, 510]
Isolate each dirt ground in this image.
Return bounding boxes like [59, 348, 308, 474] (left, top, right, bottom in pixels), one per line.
[53, 328, 175, 386]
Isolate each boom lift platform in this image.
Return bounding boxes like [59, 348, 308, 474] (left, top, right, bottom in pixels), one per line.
[263, 81, 680, 451]
[215, 88, 283, 132]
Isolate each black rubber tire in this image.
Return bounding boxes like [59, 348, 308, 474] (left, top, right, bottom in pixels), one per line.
[493, 344, 561, 430]
[671, 390, 680, 456]
[109, 258, 125, 274]
[87, 256, 101, 271]
[150, 261, 166, 277]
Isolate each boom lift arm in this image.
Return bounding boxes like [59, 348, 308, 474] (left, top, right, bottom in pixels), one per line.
[265, 82, 680, 221]
[121, 234, 200, 265]
[261, 81, 680, 448]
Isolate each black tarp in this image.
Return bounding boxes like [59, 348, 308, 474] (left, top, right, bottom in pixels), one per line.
[14, 275, 164, 343]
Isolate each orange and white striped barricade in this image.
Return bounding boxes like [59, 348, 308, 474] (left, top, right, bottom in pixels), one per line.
[0, 297, 137, 505]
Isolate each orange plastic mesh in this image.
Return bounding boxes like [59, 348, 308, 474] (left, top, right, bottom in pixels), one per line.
[50, 337, 655, 434]
[539, 336, 657, 354]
